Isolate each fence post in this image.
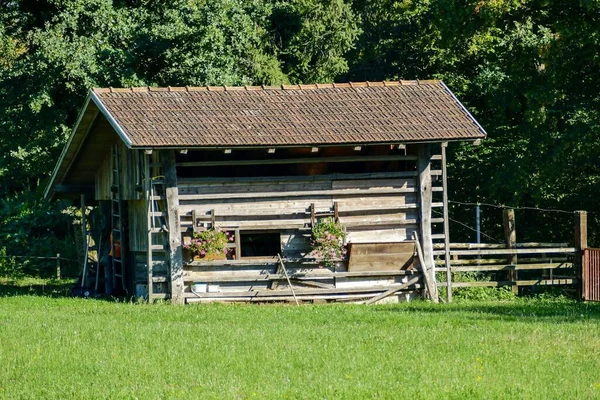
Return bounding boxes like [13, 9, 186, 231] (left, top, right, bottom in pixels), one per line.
[575, 211, 587, 300]
[56, 253, 61, 280]
[503, 209, 518, 294]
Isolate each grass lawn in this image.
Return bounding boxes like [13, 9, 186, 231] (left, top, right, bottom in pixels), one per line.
[1, 278, 600, 399]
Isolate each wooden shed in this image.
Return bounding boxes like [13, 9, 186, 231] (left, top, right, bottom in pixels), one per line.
[44, 81, 486, 304]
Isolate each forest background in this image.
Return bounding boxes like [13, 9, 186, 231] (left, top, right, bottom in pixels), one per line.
[0, 0, 598, 276]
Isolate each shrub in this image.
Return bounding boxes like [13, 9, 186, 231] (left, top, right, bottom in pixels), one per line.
[451, 271, 517, 302]
[184, 229, 233, 259]
[310, 217, 347, 268]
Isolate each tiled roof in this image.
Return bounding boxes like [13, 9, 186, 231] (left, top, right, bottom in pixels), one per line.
[92, 80, 485, 148]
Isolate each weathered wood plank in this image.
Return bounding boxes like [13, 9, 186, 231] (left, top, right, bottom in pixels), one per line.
[437, 279, 576, 288]
[178, 171, 419, 185]
[183, 282, 423, 298]
[162, 150, 185, 304]
[417, 144, 437, 301]
[414, 232, 437, 302]
[434, 248, 576, 256]
[183, 270, 419, 283]
[434, 257, 571, 266]
[185, 291, 421, 303]
[178, 187, 421, 201]
[433, 263, 574, 272]
[503, 209, 518, 294]
[433, 242, 571, 250]
[575, 210, 587, 299]
[365, 276, 421, 305]
[177, 154, 418, 168]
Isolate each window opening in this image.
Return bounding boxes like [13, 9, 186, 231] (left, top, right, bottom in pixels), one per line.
[240, 232, 281, 257]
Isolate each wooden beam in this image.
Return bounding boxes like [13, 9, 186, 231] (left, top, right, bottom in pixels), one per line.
[575, 210, 587, 299]
[435, 263, 574, 272]
[503, 209, 518, 294]
[437, 279, 576, 288]
[162, 150, 185, 304]
[414, 232, 437, 302]
[435, 248, 576, 256]
[176, 154, 418, 168]
[433, 242, 571, 250]
[80, 194, 88, 288]
[417, 143, 437, 300]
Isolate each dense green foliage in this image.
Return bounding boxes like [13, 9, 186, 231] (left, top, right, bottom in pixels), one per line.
[1, 0, 599, 267]
[1, 291, 600, 398]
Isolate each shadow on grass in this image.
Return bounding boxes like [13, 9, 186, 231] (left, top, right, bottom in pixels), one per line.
[0, 277, 139, 302]
[0, 278, 76, 298]
[378, 299, 600, 322]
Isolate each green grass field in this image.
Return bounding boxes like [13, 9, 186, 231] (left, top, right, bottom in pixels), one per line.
[1, 278, 600, 399]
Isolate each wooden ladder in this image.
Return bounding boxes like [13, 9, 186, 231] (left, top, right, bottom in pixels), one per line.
[145, 152, 170, 301]
[111, 145, 127, 293]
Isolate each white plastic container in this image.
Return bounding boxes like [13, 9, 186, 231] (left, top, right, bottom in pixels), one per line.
[192, 283, 208, 293]
[207, 284, 220, 293]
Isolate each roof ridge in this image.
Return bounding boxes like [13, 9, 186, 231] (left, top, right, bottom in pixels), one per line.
[91, 80, 442, 93]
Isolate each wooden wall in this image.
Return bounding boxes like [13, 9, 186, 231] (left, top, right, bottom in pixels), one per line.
[95, 143, 142, 201]
[114, 144, 447, 303]
[177, 169, 441, 297]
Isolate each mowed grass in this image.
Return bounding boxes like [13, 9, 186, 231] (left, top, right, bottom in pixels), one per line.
[1, 281, 600, 399]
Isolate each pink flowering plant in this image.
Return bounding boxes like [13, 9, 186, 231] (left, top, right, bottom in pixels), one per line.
[310, 217, 347, 268]
[185, 229, 234, 260]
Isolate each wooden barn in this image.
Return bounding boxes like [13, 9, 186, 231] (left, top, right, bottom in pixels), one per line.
[44, 81, 486, 304]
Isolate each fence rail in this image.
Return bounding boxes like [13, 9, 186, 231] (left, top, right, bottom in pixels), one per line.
[0, 254, 78, 279]
[433, 242, 578, 292]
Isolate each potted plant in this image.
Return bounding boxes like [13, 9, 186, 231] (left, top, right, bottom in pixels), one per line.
[310, 217, 347, 268]
[184, 229, 234, 261]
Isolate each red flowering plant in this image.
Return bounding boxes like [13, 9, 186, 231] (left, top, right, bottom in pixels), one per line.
[185, 229, 235, 260]
[310, 217, 347, 268]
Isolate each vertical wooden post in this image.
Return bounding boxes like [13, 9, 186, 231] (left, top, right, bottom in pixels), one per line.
[441, 142, 452, 302]
[56, 253, 61, 280]
[418, 143, 438, 302]
[162, 150, 185, 304]
[80, 195, 88, 287]
[575, 211, 587, 300]
[503, 209, 518, 294]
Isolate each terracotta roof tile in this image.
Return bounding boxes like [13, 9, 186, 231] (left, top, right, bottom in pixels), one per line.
[92, 80, 485, 148]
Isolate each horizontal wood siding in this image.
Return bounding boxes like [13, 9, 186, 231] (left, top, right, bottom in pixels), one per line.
[178, 172, 423, 297]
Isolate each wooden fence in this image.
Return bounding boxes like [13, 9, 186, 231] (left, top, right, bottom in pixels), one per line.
[431, 209, 587, 301]
[433, 242, 577, 294]
[0, 254, 77, 279]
